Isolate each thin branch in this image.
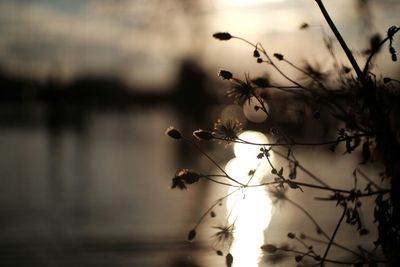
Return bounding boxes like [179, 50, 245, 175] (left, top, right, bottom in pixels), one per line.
[285, 197, 330, 240]
[232, 36, 310, 91]
[320, 206, 347, 266]
[277, 247, 356, 265]
[302, 234, 363, 259]
[315, 0, 364, 83]
[283, 58, 328, 90]
[234, 133, 368, 147]
[363, 27, 400, 75]
[184, 137, 244, 186]
[193, 189, 240, 229]
[273, 149, 331, 188]
[356, 168, 383, 190]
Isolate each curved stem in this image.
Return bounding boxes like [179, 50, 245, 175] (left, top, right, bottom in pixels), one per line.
[283, 58, 328, 90]
[193, 189, 240, 229]
[363, 27, 400, 75]
[286, 197, 330, 240]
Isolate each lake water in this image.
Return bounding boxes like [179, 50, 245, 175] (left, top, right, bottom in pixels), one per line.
[0, 105, 217, 266]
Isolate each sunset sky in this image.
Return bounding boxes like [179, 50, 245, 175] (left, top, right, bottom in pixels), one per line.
[0, 0, 398, 87]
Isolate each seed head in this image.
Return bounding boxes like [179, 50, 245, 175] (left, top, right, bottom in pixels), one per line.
[213, 32, 232, 41]
[219, 70, 233, 80]
[227, 74, 255, 105]
[165, 126, 182, 139]
[171, 169, 202, 190]
[273, 53, 284, 61]
[187, 229, 196, 241]
[226, 253, 234, 267]
[253, 49, 260, 58]
[252, 77, 270, 88]
[383, 77, 392, 83]
[287, 232, 296, 239]
[213, 119, 242, 143]
[295, 255, 303, 262]
[261, 244, 278, 253]
[193, 129, 214, 141]
[212, 225, 234, 248]
[299, 22, 309, 30]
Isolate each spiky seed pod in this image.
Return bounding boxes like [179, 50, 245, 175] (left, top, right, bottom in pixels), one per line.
[213, 119, 242, 143]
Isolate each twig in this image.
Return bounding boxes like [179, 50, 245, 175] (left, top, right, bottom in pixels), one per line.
[302, 234, 363, 259]
[363, 27, 400, 75]
[320, 206, 347, 266]
[315, 0, 364, 83]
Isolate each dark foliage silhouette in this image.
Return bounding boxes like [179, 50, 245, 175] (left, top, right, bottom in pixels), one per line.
[168, 1, 399, 266]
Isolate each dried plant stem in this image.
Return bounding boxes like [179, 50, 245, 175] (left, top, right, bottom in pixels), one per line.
[315, 0, 364, 82]
[363, 27, 400, 75]
[183, 137, 244, 186]
[193, 189, 239, 230]
[282, 58, 327, 90]
[285, 197, 330, 240]
[303, 234, 363, 259]
[273, 149, 330, 187]
[278, 247, 355, 265]
[232, 36, 308, 90]
[320, 206, 347, 266]
[234, 133, 368, 147]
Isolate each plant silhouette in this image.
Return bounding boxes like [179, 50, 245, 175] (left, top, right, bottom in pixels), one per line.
[168, 1, 399, 266]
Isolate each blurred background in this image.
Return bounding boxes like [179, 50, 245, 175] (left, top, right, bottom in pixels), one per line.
[0, 0, 399, 266]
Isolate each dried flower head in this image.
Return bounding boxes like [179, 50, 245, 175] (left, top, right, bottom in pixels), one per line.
[165, 126, 182, 139]
[226, 253, 234, 267]
[171, 169, 202, 190]
[219, 70, 233, 80]
[213, 119, 242, 143]
[193, 129, 214, 140]
[227, 74, 255, 105]
[261, 244, 278, 253]
[287, 232, 296, 239]
[268, 187, 288, 204]
[383, 77, 392, 83]
[212, 225, 234, 248]
[253, 49, 260, 58]
[299, 61, 330, 86]
[273, 53, 284, 61]
[187, 229, 196, 241]
[213, 32, 232, 41]
[252, 77, 270, 88]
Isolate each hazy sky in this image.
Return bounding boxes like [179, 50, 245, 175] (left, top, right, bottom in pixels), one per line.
[0, 0, 398, 87]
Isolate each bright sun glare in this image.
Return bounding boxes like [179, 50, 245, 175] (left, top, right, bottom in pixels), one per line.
[225, 131, 273, 267]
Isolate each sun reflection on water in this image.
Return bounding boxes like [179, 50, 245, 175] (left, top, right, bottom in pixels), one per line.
[225, 131, 273, 267]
